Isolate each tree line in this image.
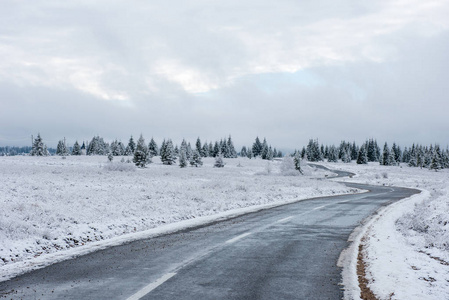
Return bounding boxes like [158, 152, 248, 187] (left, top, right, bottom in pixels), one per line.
[299, 139, 449, 171]
[27, 134, 281, 168]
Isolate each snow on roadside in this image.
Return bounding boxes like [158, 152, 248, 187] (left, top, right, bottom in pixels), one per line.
[0, 156, 352, 282]
[326, 162, 449, 300]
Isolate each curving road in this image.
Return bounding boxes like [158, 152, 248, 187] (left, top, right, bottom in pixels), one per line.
[0, 166, 419, 299]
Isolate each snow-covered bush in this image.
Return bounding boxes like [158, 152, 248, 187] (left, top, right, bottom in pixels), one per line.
[396, 192, 449, 251]
[280, 156, 300, 176]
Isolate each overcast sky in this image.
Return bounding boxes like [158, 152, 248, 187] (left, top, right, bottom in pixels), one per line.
[1, 0, 448, 150]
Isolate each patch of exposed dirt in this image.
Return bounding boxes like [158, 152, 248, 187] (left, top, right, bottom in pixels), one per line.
[357, 242, 379, 300]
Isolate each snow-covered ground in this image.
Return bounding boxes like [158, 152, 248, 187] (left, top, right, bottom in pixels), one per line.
[0, 156, 353, 282]
[325, 162, 449, 300]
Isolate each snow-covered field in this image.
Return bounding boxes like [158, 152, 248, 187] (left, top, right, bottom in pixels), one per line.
[0, 155, 353, 282]
[324, 162, 449, 300]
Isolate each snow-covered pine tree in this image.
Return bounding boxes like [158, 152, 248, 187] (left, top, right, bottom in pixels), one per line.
[367, 139, 377, 162]
[133, 134, 149, 168]
[429, 151, 441, 171]
[190, 150, 203, 167]
[408, 144, 417, 167]
[213, 141, 220, 157]
[300, 147, 306, 159]
[240, 146, 247, 157]
[247, 149, 253, 159]
[179, 147, 188, 168]
[186, 142, 193, 161]
[227, 135, 237, 158]
[148, 138, 159, 157]
[161, 139, 176, 165]
[327, 145, 338, 162]
[351, 142, 358, 160]
[357, 145, 368, 164]
[261, 141, 269, 160]
[202, 143, 210, 157]
[56, 139, 68, 156]
[111, 140, 124, 156]
[294, 151, 303, 174]
[72, 141, 82, 155]
[30, 133, 49, 156]
[423, 145, 433, 168]
[214, 150, 225, 168]
[388, 145, 397, 166]
[208, 142, 214, 157]
[343, 148, 352, 163]
[87, 136, 108, 155]
[195, 138, 202, 157]
[267, 146, 274, 160]
[126, 136, 136, 155]
[392, 143, 402, 163]
[381, 143, 390, 166]
[252, 137, 262, 157]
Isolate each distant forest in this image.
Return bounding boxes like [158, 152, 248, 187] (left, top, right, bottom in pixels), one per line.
[1, 134, 448, 171]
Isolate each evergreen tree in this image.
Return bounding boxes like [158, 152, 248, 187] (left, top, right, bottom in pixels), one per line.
[148, 138, 159, 157]
[327, 145, 338, 162]
[261, 139, 269, 160]
[392, 143, 402, 163]
[126, 136, 136, 155]
[252, 137, 263, 157]
[133, 135, 149, 168]
[186, 142, 193, 161]
[30, 133, 49, 156]
[227, 135, 237, 158]
[179, 147, 188, 168]
[388, 146, 397, 166]
[429, 151, 441, 171]
[159, 139, 166, 159]
[195, 138, 203, 157]
[367, 139, 378, 162]
[300, 147, 306, 159]
[56, 139, 68, 156]
[357, 145, 368, 164]
[208, 142, 214, 157]
[190, 150, 203, 167]
[351, 142, 358, 160]
[87, 136, 108, 155]
[240, 146, 247, 157]
[213, 141, 220, 157]
[161, 139, 176, 165]
[294, 151, 303, 174]
[381, 143, 391, 166]
[306, 139, 322, 161]
[267, 146, 274, 160]
[247, 149, 253, 159]
[423, 145, 432, 168]
[72, 141, 82, 155]
[202, 143, 210, 157]
[214, 150, 225, 168]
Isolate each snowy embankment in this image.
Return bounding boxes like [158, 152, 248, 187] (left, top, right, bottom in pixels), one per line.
[0, 156, 354, 282]
[326, 162, 449, 300]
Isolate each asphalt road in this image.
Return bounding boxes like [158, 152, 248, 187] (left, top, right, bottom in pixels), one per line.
[0, 166, 419, 300]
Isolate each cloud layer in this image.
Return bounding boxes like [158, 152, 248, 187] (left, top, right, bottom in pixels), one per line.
[1, 0, 448, 149]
